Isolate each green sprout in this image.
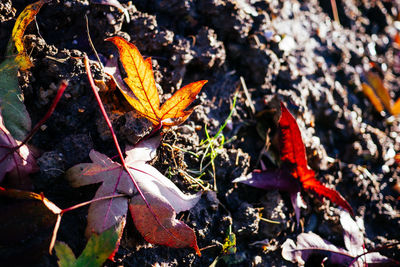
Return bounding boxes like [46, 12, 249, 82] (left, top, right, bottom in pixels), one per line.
[162, 92, 238, 191]
[190, 91, 238, 191]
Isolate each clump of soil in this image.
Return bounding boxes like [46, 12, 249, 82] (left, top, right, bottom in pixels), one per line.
[1, 0, 399, 266]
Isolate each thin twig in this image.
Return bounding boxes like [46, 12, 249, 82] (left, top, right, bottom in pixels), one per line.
[330, 0, 340, 25]
[85, 15, 104, 71]
[240, 76, 255, 114]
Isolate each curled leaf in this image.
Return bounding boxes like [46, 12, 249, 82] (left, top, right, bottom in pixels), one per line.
[7, 0, 46, 70]
[0, 187, 61, 264]
[361, 82, 384, 113]
[364, 71, 392, 113]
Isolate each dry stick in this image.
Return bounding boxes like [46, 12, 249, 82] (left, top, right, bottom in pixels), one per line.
[240, 76, 255, 114]
[84, 57, 185, 251]
[85, 15, 104, 71]
[330, 0, 340, 25]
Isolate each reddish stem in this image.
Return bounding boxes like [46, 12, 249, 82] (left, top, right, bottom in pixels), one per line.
[84, 57, 178, 241]
[19, 80, 68, 148]
[0, 81, 67, 168]
[61, 193, 127, 214]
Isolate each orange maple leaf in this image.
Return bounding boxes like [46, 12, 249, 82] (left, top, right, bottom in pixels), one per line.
[361, 70, 400, 116]
[106, 36, 207, 127]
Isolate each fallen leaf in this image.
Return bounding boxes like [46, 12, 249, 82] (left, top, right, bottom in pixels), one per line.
[0, 109, 37, 188]
[282, 232, 354, 266]
[94, 56, 133, 115]
[66, 136, 202, 254]
[361, 82, 384, 113]
[392, 98, 400, 115]
[365, 71, 392, 113]
[106, 36, 207, 127]
[6, 0, 46, 70]
[278, 102, 352, 214]
[0, 187, 61, 265]
[55, 222, 124, 267]
[233, 102, 353, 223]
[361, 70, 400, 116]
[282, 211, 399, 266]
[0, 0, 47, 139]
[0, 53, 31, 141]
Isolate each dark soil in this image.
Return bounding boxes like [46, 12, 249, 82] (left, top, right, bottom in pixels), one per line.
[1, 0, 399, 266]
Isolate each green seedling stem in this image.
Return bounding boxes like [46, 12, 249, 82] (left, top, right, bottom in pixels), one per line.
[199, 91, 238, 191]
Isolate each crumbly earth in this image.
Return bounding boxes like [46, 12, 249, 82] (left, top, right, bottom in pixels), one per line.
[1, 0, 399, 266]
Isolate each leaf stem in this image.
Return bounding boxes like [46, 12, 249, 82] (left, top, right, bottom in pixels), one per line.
[19, 80, 68, 147]
[61, 193, 127, 214]
[84, 57, 183, 247]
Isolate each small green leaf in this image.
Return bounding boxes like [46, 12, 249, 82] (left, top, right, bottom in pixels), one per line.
[0, 57, 31, 140]
[55, 224, 121, 267]
[54, 242, 76, 267]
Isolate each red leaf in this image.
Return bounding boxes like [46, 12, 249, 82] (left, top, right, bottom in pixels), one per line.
[129, 192, 201, 256]
[279, 102, 353, 215]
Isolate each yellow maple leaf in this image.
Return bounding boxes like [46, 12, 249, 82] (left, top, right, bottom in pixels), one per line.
[106, 36, 207, 127]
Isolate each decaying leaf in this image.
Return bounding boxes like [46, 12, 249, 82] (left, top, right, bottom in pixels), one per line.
[66, 137, 202, 254]
[233, 102, 353, 224]
[0, 110, 37, 188]
[361, 70, 400, 116]
[106, 36, 207, 127]
[6, 0, 46, 70]
[0, 0, 46, 140]
[94, 56, 133, 115]
[0, 59, 31, 141]
[55, 222, 124, 267]
[282, 211, 399, 266]
[0, 187, 61, 265]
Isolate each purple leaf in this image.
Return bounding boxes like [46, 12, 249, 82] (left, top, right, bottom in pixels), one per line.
[233, 169, 304, 225]
[290, 191, 307, 226]
[0, 110, 37, 188]
[282, 212, 399, 266]
[232, 169, 300, 193]
[340, 211, 364, 256]
[281, 232, 354, 266]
